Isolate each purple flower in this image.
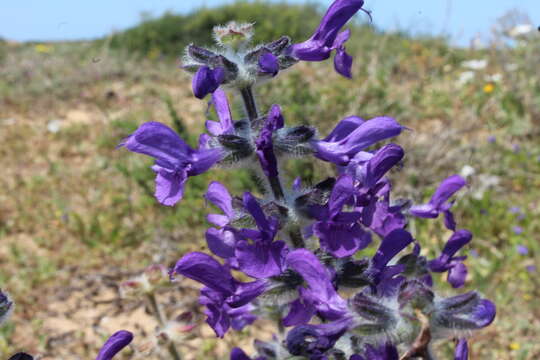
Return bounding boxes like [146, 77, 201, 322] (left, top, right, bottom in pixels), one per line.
[526, 265, 537, 273]
[258, 51, 280, 77]
[289, 0, 365, 77]
[120, 122, 223, 206]
[313, 175, 372, 257]
[172, 252, 265, 337]
[230, 347, 251, 360]
[351, 343, 399, 360]
[513, 226, 523, 235]
[256, 105, 283, 178]
[370, 229, 413, 294]
[432, 291, 496, 331]
[313, 116, 404, 165]
[235, 192, 287, 278]
[429, 230, 472, 288]
[516, 245, 528, 255]
[286, 249, 348, 320]
[205, 227, 238, 262]
[206, 89, 234, 136]
[205, 181, 234, 227]
[96, 330, 133, 360]
[345, 143, 404, 188]
[192, 66, 224, 99]
[371, 229, 414, 272]
[362, 196, 408, 238]
[410, 175, 467, 231]
[487, 135, 496, 143]
[286, 317, 352, 357]
[454, 339, 468, 360]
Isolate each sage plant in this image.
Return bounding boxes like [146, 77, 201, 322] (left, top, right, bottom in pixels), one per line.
[105, 0, 496, 358]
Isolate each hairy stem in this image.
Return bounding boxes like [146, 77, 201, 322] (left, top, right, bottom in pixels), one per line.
[146, 293, 182, 360]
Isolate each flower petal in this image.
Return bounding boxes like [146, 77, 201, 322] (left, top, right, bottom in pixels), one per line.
[430, 175, 467, 209]
[323, 116, 365, 142]
[205, 181, 234, 220]
[206, 227, 236, 259]
[371, 229, 414, 271]
[120, 122, 192, 169]
[153, 166, 187, 206]
[334, 47, 353, 78]
[172, 252, 236, 296]
[192, 66, 224, 99]
[447, 261, 468, 288]
[290, 0, 364, 61]
[96, 330, 133, 360]
[210, 89, 234, 135]
[259, 52, 280, 76]
[235, 240, 287, 278]
[454, 339, 468, 360]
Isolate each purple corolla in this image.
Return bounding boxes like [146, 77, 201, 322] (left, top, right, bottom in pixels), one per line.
[172, 252, 265, 337]
[192, 66, 224, 99]
[288, 0, 366, 77]
[120, 122, 223, 206]
[410, 175, 467, 231]
[313, 175, 372, 257]
[429, 229, 472, 288]
[96, 330, 133, 360]
[313, 116, 404, 166]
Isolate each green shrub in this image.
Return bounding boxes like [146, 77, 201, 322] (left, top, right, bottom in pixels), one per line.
[107, 1, 324, 57]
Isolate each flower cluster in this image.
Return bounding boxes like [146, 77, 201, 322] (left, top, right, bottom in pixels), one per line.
[101, 0, 495, 359]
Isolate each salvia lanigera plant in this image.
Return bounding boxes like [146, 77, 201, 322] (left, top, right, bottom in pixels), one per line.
[3, 0, 495, 359]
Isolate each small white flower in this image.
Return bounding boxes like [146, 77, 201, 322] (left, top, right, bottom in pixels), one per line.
[486, 73, 502, 83]
[509, 24, 533, 38]
[47, 119, 62, 133]
[456, 71, 475, 86]
[462, 59, 487, 70]
[460, 165, 476, 178]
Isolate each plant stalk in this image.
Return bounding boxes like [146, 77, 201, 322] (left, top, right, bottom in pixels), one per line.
[146, 293, 182, 360]
[240, 86, 259, 122]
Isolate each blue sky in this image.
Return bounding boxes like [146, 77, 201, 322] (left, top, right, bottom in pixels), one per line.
[1, 0, 538, 45]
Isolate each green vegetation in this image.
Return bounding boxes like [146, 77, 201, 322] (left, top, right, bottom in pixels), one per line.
[0, 2, 539, 359]
[107, 1, 324, 57]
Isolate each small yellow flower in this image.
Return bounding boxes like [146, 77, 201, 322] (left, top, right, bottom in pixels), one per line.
[509, 342, 521, 350]
[523, 293, 532, 301]
[483, 83, 495, 94]
[147, 47, 160, 60]
[34, 44, 53, 53]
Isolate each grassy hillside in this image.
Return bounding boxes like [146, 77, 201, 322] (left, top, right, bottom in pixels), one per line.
[0, 2, 539, 359]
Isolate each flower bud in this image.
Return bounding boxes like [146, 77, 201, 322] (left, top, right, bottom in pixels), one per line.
[213, 22, 254, 48]
[350, 293, 397, 335]
[335, 258, 371, 288]
[217, 134, 254, 164]
[431, 291, 496, 336]
[187, 44, 218, 63]
[274, 126, 316, 157]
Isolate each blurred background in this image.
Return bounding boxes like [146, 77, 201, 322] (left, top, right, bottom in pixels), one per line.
[0, 1, 539, 359]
